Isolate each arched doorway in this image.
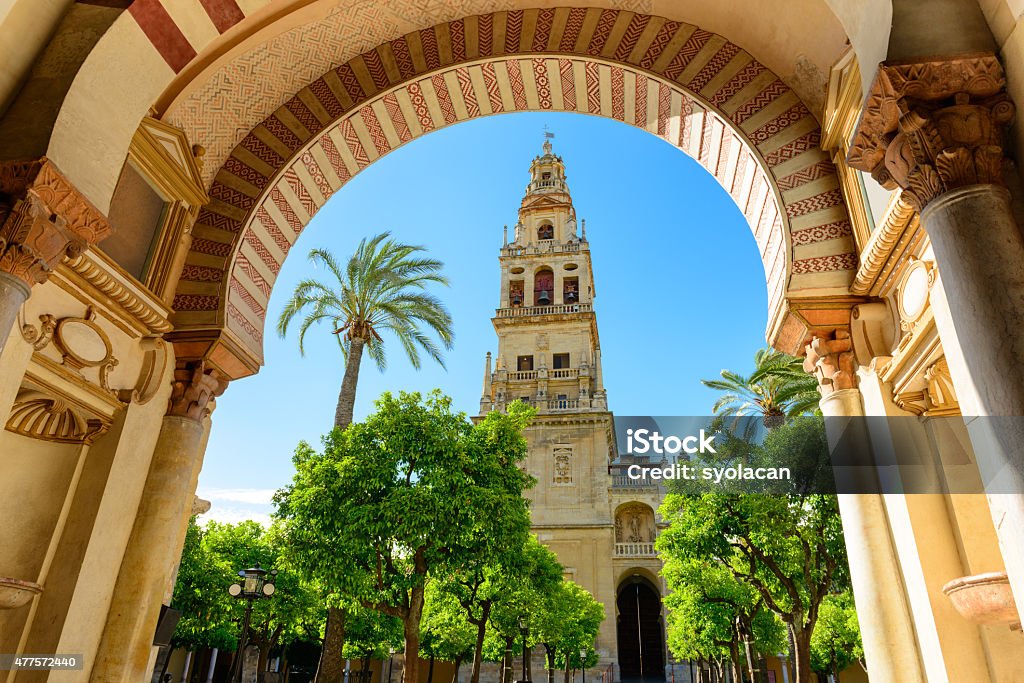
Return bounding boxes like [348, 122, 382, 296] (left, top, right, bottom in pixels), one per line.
[616, 576, 665, 682]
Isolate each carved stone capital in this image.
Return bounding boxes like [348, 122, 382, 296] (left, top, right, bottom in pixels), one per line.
[167, 360, 229, 422]
[848, 54, 1015, 212]
[803, 330, 858, 396]
[0, 158, 112, 287]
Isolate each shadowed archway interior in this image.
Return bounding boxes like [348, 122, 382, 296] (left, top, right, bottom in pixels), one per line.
[617, 575, 666, 682]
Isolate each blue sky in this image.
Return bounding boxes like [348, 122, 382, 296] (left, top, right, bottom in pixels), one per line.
[197, 112, 768, 523]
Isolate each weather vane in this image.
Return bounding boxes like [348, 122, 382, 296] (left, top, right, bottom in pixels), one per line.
[543, 124, 555, 139]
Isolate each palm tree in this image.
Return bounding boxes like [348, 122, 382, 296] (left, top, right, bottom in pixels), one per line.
[276, 232, 453, 683]
[701, 348, 821, 428]
[277, 232, 454, 429]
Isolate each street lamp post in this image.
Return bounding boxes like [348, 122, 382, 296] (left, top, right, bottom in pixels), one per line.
[387, 647, 396, 683]
[518, 615, 530, 683]
[226, 564, 278, 683]
[579, 648, 587, 683]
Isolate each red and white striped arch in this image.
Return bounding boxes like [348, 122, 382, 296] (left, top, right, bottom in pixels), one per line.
[168, 11, 858, 374]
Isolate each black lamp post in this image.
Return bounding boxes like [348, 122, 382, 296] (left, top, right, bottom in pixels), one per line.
[227, 564, 278, 683]
[517, 615, 530, 683]
[579, 648, 587, 683]
[386, 646, 396, 683]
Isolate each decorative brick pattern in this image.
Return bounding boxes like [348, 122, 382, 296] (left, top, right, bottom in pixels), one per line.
[429, 73, 456, 124]
[587, 10, 619, 56]
[638, 20, 681, 69]
[533, 9, 555, 51]
[793, 253, 858, 273]
[688, 43, 741, 93]
[708, 59, 764, 107]
[791, 221, 853, 245]
[731, 79, 788, 124]
[663, 29, 711, 81]
[776, 161, 835, 192]
[750, 103, 811, 145]
[560, 8, 587, 52]
[534, 59, 552, 110]
[785, 188, 844, 218]
[614, 14, 652, 61]
[559, 59, 577, 111]
[180, 264, 224, 283]
[610, 66, 625, 120]
[166, 9, 855, 360]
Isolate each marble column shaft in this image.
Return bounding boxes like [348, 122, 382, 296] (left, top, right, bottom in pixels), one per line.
[90, 361, 226, 682]
[818, 388, 926, 683]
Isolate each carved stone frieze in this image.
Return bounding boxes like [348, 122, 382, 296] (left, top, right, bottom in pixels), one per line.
[848, 54, 1015, 212]
[0, 158, 112, 287]
[168, 360, 229, 422]
[803, 330, 858, 396]
[6, 389, 109, 444]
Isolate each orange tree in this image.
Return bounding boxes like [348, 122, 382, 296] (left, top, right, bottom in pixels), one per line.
[274, 391, 534, 683]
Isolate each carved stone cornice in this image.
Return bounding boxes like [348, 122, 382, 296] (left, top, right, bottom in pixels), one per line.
[803, 330, 858, 396]
[0, 158, 112, 287]
[851, 194, 917, 296]
[60, 251, 173, 335]
[168, 360, 229, 422]
[847, 54, 1015, 212]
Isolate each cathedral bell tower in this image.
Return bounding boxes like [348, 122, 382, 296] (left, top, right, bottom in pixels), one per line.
[480, 139, 607, 416]
[478, 140, 620, 668]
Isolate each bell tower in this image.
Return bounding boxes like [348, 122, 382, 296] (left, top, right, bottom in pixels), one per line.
[479, 139, 619, 667]
[484, 138, 606, 414]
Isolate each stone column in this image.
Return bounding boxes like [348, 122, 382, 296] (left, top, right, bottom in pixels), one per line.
[804, 333, 926, 683]
[0, 159, 112, 356]
[90, 361, 227, 683]
[848, 53, 1024, 625]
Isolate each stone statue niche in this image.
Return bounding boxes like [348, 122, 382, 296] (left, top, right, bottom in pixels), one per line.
[615, 503, 656, 543]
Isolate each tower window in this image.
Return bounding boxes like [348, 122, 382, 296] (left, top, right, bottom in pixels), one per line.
[517, 355, 534, 371]
[534, 268, 554, 305]
[553, 353, 570, 369]
[509, 280, 524, 307]
[542, 172, 551, 180]
[563, 277, 579, 304]
[538, 224, 554, 240]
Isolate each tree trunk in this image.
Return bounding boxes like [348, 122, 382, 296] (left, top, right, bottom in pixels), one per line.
[544, 646, 555, 683]
[257, 643, 271, 683]
[427, 657, 435, 683]
[791, 627, 812, 683]
[402, 583, 426, 683]
[727, 642, 741, 683]
[831, 662, 840, 683]
[316, 607, 348, 683]
[563, 659, 570, 683]
[469, 602, 491, 683]
[451, 656, 463, 683]
[335, 337, 365, 428]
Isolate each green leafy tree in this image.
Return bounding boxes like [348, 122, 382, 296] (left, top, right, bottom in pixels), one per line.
[810, 591, 863, 680]
[701, 348, 820, 427]
[662, 556, 785, 681]
[165, 518, 236, 681]
[276, 233, 454, 682]
[201, 521, 323, 682]
[657, 493, 847, 683]
[275, 391, 535, 683]
[421, 582, 476, 683]
[532, 581, 604, 683]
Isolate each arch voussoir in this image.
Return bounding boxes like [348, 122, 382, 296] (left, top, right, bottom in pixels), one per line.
[171, 9, 859, 375]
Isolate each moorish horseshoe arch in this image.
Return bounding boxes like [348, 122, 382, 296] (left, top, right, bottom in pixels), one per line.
[164, 9, 860, 377]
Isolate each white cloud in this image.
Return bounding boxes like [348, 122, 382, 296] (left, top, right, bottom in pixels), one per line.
[198, 488, 277, 505]
[198, 506, 272, 527]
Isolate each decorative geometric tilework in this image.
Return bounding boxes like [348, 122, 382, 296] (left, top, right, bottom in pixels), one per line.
[792, 253, 858, 273]
[790, 221, 853, 245]
[614, 14, 651, 61]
